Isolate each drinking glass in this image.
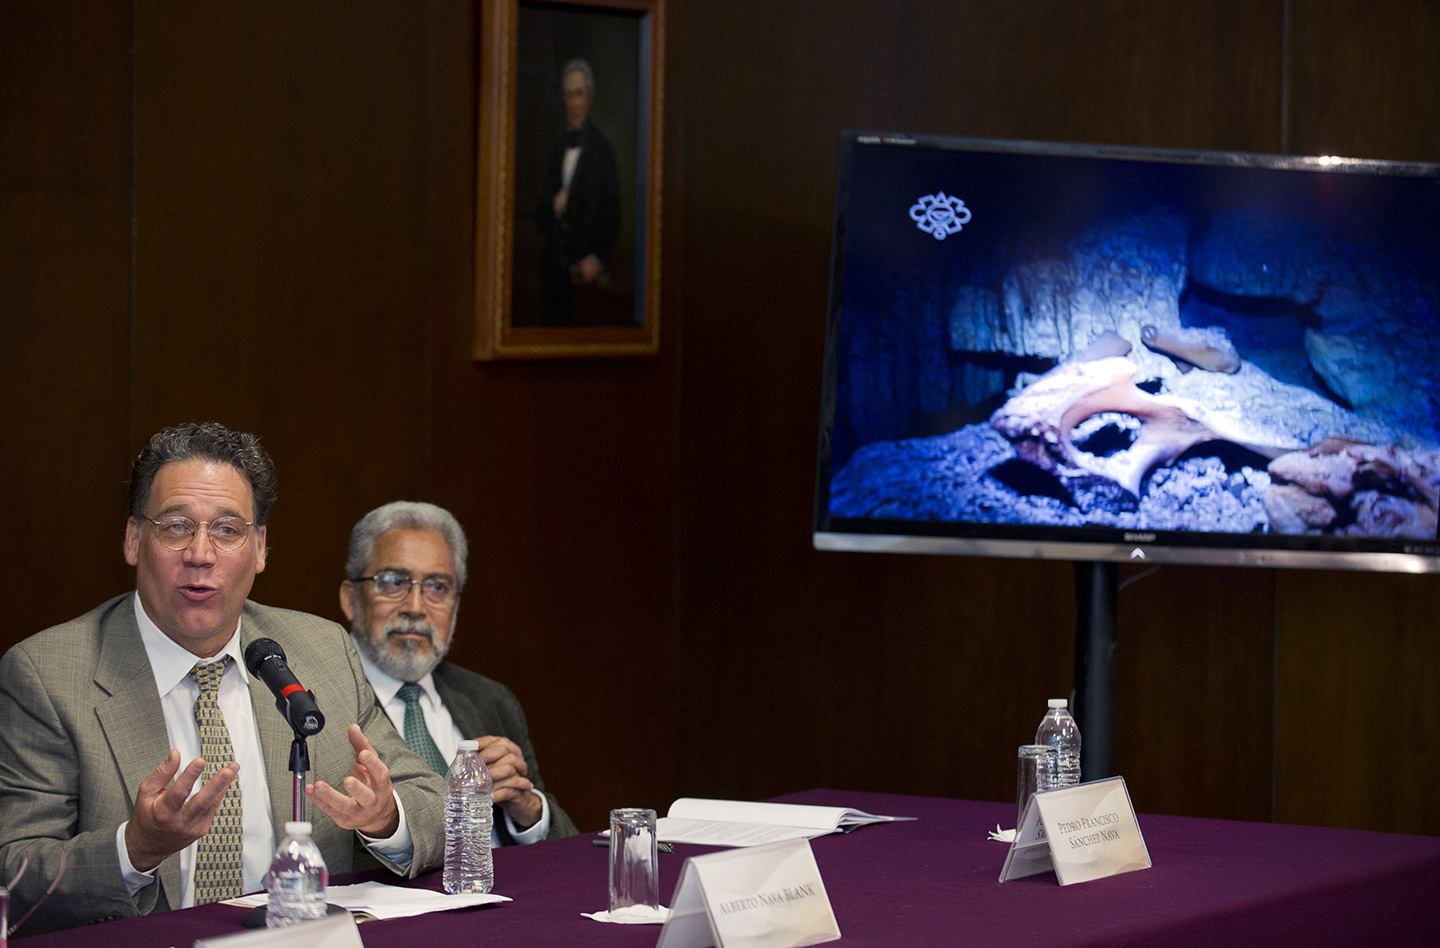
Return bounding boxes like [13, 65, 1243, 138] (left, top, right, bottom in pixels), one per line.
[1016, 744, 1059, 828]
[608, 808, 659, 914]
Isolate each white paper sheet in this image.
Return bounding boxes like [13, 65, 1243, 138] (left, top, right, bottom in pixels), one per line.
[654, 799, 914, 847]
[230, 881, 509, 920]
[582, 905, 673, 924]
[657, 818, 831, 847]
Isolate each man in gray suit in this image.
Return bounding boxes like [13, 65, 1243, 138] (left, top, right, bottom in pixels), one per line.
[0, 424, 446, 935]
[340, 501, 577, 844]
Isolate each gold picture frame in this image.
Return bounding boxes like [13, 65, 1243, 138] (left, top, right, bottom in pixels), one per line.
[475, 0, 664, 359]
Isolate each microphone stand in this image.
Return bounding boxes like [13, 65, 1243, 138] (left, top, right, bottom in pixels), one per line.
[290, 733, 311, 823]
[244, 709, 344, 927]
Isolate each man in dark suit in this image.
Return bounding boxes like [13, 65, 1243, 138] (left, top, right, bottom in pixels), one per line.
[340, 502, 577, 844]
[538, 56, 622, 324]
[0, 423, 445, 935]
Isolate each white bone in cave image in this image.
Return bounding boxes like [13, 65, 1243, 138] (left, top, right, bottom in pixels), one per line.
[987, 353, 1440, 538]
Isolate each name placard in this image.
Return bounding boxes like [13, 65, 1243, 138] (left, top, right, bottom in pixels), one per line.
[195, 911, 362, 948]
[656, 837, 841, 948]
[999, 776, 1151, 887]
[997, 793, 1054, 883]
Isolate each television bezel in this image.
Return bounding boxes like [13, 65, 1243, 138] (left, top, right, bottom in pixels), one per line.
[812, 131, 1440, 574]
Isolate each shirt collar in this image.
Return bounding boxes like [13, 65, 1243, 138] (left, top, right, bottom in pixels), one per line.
[133, 592, 249, 696]
[354, 641, 439, 706]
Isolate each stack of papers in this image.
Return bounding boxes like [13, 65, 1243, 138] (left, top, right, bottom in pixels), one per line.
[656, 798, 915, 847]
[231, 882, 509, 920]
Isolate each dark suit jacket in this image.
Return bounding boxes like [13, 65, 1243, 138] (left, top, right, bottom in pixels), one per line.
[431, 662, 578, 843]
[538, 119, 622, 269]
[0, 595, 446, 935]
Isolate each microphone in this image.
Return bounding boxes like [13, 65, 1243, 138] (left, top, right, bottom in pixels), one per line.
[244, 638, 325, 737]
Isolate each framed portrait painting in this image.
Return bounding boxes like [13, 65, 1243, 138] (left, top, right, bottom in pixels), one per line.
[475, 0, 664, 359]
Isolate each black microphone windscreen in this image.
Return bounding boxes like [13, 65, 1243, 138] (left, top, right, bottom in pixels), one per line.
[244, 637, 285, 675]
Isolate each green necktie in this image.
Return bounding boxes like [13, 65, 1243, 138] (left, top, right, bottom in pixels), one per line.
[189, 657, 244, 904]
[397, 681, 449, 773]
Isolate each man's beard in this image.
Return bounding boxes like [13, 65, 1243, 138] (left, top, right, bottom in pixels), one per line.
[352, 615, 451, 682]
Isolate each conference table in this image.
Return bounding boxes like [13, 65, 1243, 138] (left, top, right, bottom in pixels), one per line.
[19, 788, 1440, 947]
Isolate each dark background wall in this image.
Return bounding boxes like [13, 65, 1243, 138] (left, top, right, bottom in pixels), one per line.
[3, 0, 1437, 837]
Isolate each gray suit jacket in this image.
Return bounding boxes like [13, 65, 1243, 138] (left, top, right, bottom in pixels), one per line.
[0, 595, 447, 935]
[431, 662, 578, 842]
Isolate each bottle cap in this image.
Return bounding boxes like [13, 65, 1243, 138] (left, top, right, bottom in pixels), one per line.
[284, 821, 313, 836]
[458, 739, 479, 751]
[1048, 698, 1068, 709]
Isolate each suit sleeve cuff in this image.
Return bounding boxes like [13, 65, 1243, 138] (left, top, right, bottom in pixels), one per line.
[116, 821, 158, 897]
[358, 791, 414, 870]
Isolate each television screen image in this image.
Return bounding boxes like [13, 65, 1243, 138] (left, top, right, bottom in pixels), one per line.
[814, 133, 1440, 572]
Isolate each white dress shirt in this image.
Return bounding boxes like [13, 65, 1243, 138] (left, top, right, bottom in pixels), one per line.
[117, 594, 411, 904]
[562, 145, 582, 190]
[355, 648, 550, 845]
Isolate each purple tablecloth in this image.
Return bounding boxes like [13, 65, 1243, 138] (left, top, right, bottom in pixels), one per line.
[18, 789, 1440, 947]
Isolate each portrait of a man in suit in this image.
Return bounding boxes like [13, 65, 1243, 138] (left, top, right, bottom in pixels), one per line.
[509, 4, 644, 329]
[537, 57, 623, 325]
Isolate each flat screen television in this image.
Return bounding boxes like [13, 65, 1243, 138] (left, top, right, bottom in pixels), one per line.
[814, 132, 1440, 572]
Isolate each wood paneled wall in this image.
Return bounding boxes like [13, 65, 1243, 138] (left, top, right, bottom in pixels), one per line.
[670, 0, 1440, 837]
[2, 0, 1436, 836]
[2, 1, 134, 624]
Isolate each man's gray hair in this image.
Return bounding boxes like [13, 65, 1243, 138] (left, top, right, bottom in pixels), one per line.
[562, 57, 595, 99]
[346, 501, 469, 589]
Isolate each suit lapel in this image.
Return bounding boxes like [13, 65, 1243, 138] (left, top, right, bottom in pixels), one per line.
[432, 665, 485, 739]
[93, 602, 183, 910]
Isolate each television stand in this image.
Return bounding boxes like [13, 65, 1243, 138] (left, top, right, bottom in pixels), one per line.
[1074, 560, 1118, 780]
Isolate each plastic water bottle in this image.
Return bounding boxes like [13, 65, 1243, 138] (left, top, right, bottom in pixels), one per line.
[1036, 698, 1082, 788]
[444, 739, 494, 894]
[266, 821, 328, 928]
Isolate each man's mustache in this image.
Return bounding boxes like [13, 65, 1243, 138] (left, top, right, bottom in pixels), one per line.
[383, 619, 437, 646]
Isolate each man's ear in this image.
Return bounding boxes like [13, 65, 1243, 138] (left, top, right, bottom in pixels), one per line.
[124, 518, 141, 566]
[339, 580, 357, 624]
[253, 524, 267, 573]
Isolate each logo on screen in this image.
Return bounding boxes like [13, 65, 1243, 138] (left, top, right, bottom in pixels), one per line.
[909, 192, 971, 240]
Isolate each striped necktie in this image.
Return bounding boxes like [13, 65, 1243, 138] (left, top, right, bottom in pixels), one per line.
[397, 681, 449, 773]
[188, 656, 244, 903]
